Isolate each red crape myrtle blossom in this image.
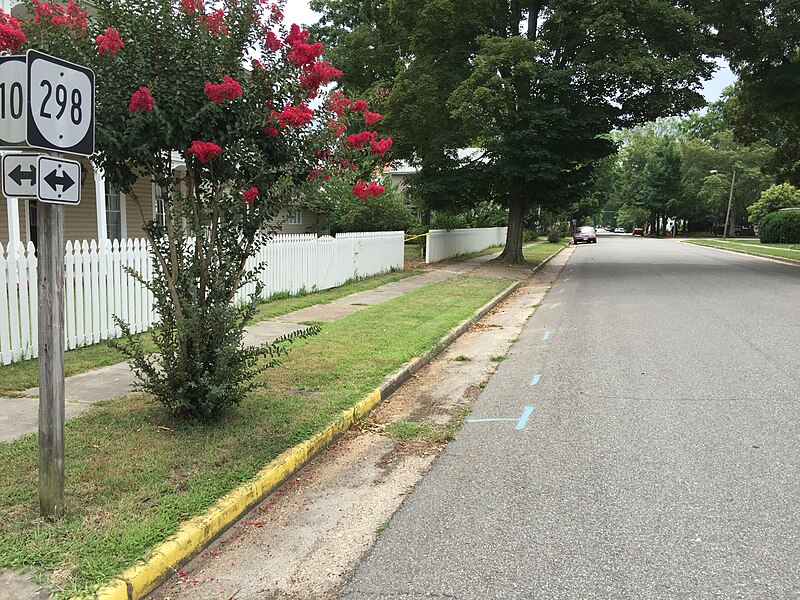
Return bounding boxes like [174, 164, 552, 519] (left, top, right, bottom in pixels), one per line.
[346, 131, 377, 149]
[273, 103, 314, 128]
[308, 168, 330, 181]
[284, 23, 309, 46]
[188, 140, 222, 163]
[328, 120, 347, 138]
[242, 187, 258, 204]
[205, 9, 228, 35]
[32, 0, 87, 29]
[263, 126, 279, 137]
[0, 11, 26, 53]
[350, 99, 369, 113]
[284, 24, 323, 67]
[351, 180, 385, 200]
[267, 2, 283, 24]
[251, 59, 265, 75]
[299, 61, 342, 96]
[96, 27, 124, 56]
[204, 76, 242, 104]
[129, 87, 155, 112]
[288, 41, 323, 67]
[363, 111, 382, 125]
[179, 0, 203, 15]
[369, 137, 393, 157]
[265, 30, 282, 51]
[326, 92, 351, 116]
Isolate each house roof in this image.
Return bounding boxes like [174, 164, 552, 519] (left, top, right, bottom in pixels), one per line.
[384, 148, 486, 176]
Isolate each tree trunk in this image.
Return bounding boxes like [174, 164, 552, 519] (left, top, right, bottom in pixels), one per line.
[498, 177, 529, 265]
[649, 211, 657, 236]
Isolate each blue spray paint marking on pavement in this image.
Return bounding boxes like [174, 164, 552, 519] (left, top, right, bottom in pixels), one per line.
[516, 406, 534, 430]
[542, 331, 550, 341]
[465, 406, 535, 430]
[530, 373, 541, 386]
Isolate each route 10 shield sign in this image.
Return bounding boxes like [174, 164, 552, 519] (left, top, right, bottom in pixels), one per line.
[0, 56, 27, 148]
[26, 50, 95, 157]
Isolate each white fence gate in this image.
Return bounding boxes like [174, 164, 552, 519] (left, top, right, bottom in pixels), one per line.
[0, 231, 404, 365]
[426, 227, 508, 263]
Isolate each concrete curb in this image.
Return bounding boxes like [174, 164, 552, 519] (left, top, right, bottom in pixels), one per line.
[679, 240, 800, 267]
[83, 278, 524, 600]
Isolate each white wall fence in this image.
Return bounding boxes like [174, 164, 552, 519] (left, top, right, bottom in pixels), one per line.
[0, 231, 404, 365]
[425, 227, 508, 263]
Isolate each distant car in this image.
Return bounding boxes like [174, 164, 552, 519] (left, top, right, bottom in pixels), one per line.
[614, 227, 625, 233]
[573, 226, 597, 244]
[632, 227, 644, 236]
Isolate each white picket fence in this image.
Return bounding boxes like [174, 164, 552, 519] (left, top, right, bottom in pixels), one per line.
[426, 227, 508, 263]
[0, 231, 404, 365]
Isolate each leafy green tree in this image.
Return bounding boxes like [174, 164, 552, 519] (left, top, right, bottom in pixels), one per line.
[616, 204, 651, 231]
[748, 183, 800, 226]
[681, 130, 774, 233]
[19, 0, 385, 419]
[692, 1, 800, 185]
[312, 0, 715, 264]
[612, 125, 685, 235]
[432, 1, 714, 263]
[307, 178, 416, 233]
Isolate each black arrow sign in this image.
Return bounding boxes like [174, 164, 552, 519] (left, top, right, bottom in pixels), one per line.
[9, 164, 36, 186]
[43, 168, 75, 193]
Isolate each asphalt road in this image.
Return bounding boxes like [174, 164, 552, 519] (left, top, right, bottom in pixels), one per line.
[343, 235, 800, 599]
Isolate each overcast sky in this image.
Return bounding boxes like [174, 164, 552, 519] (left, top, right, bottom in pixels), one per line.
[284, 0, 737, 104]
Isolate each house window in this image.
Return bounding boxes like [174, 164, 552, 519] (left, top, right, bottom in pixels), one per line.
[288, 209, 302, 225]
[105, 182, 123, 242]
[154, 183, 165, 226]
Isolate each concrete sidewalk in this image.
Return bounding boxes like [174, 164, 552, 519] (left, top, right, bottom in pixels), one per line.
[0, 249, 535, 443]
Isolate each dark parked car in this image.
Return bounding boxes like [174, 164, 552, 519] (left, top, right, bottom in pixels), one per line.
[632, 227, 644, 236]
[573, 226, 597, 244]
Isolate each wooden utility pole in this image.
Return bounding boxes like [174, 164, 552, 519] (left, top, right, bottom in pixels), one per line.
[38, 200, 65, 519]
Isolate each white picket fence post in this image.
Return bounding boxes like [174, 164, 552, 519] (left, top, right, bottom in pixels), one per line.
[425, 227, 508, 263]
[0, 231, 404, 365]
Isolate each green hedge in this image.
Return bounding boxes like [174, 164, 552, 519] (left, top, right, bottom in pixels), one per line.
[759, 210, 800, 244]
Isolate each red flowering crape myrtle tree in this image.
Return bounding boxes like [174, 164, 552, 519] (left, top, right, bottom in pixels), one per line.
[18, 0, 385, 419]
[300, 90, 397, 227]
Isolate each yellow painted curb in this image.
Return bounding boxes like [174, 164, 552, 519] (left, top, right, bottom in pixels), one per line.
[78, 272, 531, 600]
[84, 389, 382, 600]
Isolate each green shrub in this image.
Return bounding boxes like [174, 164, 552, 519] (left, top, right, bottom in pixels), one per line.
[431, 211, 469, 230]
[759, 210, 800, 244]
[308, 178, 416, 233]
[748, 183, 800, 225]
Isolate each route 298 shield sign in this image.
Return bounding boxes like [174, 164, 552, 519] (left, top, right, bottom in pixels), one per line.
[26, 50, 95, 157]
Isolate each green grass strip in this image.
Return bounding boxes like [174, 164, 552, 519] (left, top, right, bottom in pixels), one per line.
[523, 240, 570, 264]
[0, 274, 510, 597]
[0, 270, 415, 393]
[684, 240, 800, 262]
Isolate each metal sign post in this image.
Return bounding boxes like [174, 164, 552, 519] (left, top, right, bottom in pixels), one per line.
[21, 49, 95, 519]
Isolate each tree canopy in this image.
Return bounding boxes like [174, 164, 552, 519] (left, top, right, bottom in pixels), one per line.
[312, 0, 717, 262]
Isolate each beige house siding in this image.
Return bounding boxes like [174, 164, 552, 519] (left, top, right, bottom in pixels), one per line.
[275, 208, 327, 234]
[124, 178, 155, 240]
[64, 162, 100, 242]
